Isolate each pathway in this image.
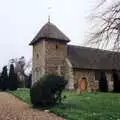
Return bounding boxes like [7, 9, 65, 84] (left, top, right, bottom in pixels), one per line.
[0, 92, 64, 120]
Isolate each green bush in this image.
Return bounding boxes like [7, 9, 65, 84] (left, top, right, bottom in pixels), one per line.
[0, 66, 9, 91]
[9, 64, 19, 90]
[30, 74, 67, 107]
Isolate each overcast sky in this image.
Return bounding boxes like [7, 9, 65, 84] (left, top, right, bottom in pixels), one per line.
[0, 0, 97, 70]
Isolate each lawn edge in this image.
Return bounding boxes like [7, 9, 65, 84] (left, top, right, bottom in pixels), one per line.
[7, 90, 32, 106]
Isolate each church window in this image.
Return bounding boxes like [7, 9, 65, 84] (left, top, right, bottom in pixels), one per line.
[95, 71, 101, 80]
[37, 53, 39, 59]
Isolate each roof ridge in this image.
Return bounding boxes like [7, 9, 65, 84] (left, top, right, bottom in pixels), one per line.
[68, 44, 120, 70]
[68, 44, 119, 54]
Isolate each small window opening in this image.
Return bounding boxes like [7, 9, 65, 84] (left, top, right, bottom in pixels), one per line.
[37, 53, 39, 59]
[56, 44, 58, 49]
[95, 71, 101, 80]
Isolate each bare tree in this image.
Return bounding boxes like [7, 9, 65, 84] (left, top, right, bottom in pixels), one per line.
[9, 56, 25, 74]
[24, 59, 32, 75]
[88, 0, 120, 51]
[9, 56, 32, 75]
[8, 57, 32, 87]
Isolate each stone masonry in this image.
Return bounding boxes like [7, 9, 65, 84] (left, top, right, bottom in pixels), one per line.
[30, 21, 118, 91]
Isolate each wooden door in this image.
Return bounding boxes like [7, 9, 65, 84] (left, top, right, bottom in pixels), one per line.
[80, 77, 88, 92]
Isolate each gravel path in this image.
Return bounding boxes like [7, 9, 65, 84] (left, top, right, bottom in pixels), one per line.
[0, 92, 64, 120]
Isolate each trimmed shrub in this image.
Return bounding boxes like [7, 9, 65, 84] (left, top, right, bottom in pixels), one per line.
[0, 66, 9, 91]
[9, 64, 19, 90]
[25, 74, 32, 88]
[30, 74, 67, 107]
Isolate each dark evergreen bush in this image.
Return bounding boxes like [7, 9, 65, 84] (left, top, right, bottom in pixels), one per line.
[112, 70, 120, 92]
[99, 72, 108, 92]
[25, 74, 32, 88]
[0, 66, 9, 91]
[9, 64, 18, 90]
[30, 74, 67, 107]
[26, 74, 32, 88]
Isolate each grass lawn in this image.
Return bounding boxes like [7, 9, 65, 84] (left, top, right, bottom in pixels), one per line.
[10, 88, 31, 105]
[10, 88, 120, 120]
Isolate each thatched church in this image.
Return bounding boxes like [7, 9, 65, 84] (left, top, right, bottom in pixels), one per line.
[29, 21, 120, 92]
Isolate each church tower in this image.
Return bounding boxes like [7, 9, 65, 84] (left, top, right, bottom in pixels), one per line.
[29, 21, 70, 84]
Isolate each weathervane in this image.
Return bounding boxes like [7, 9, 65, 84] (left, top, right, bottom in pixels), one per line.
[48, 0, 52, 23]
[48, 15, 50, 23]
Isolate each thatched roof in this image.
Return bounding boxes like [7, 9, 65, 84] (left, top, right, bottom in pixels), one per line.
[68, 45, 120, 70]
[29, 22, 70, 45]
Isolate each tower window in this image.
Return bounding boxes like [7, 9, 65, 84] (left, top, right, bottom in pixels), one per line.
[56, 44, 58, 49]
[37, 53, 39, 59]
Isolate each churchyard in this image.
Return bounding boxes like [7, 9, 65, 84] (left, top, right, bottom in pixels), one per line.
[11, 88, 120, 120]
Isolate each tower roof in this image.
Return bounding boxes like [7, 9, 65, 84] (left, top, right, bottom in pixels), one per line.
[29, 22, 70, 45]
